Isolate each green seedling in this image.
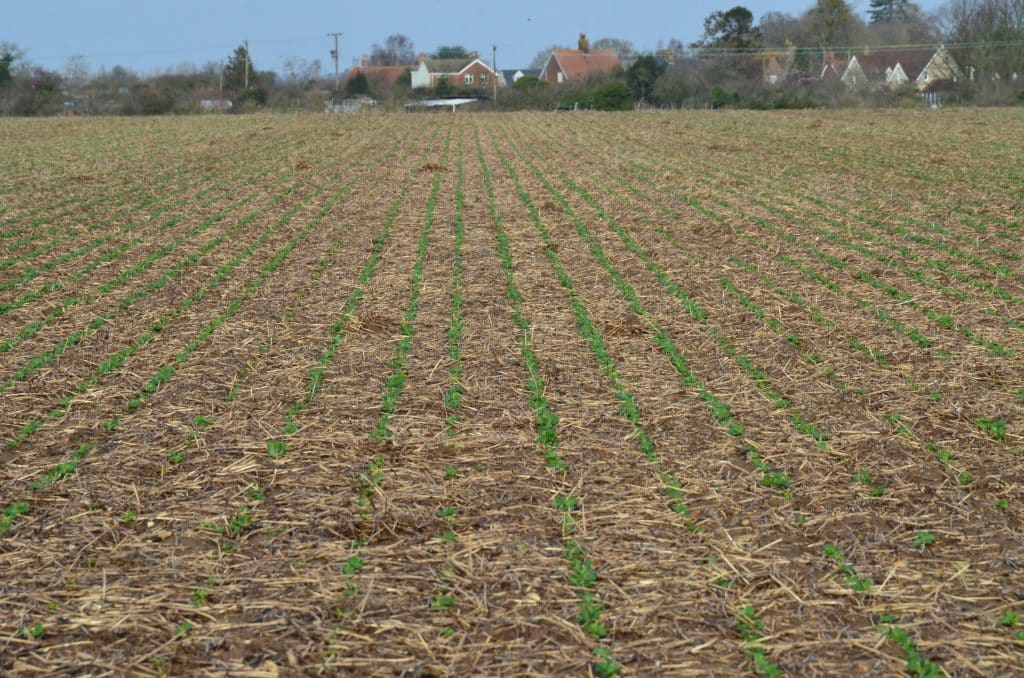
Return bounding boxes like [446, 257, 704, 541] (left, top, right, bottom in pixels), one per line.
[1, 501, 30, 533]
[266, 439, 289, 458]
[976, 417, 1007, 441]
[576, 592, 607, 638]
[553, 494, 579, 513]
[735, 605, 783, 677]
[593, 646, 620, 677]
[878, 624, 941, 677]
[912, 531, 936, 549]
[191, 588, 210, 606]
[431, 593, 456, 610]
[122, 510, 137, 525]
[342, 555, 366, 575]
[20, 623, 45, 639]
[173, 621, 192, 636]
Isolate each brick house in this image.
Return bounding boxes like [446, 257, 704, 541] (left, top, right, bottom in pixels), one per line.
[411, 54, 500, 91]
[345, 55, 415, 89]
[539, 34, 622, 84]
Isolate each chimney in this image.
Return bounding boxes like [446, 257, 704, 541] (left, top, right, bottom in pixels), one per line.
[864, 44, 870, 56]
[578, 33, 589, 54]
[361, 54, 369, 67]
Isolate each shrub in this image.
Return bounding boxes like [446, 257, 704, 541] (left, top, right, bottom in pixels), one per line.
[590, 81, 632, 111]
[711, 86, 740, 109]
[513, 76, 546, 91]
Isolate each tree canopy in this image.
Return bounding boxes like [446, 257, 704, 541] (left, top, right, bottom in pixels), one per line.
[810, 0, 860, 46]
[431, 45, 469, 59]
[0, 42, 23, 85]
[694, 6, 762, 49]
[345, 72, 370, 96]
[626, 54, 666, 102]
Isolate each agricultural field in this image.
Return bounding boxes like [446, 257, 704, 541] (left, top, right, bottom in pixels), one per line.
[0, 108, 1022, 675]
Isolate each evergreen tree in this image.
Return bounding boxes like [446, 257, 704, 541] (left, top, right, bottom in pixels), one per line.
[869, 0, 916, 24]
[223, 45, 253, 91]
[345, 72, 370, 96]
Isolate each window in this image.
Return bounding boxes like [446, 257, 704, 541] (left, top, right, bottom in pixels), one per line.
[481, 73, 488, 84]
[465, 73, 473, 85]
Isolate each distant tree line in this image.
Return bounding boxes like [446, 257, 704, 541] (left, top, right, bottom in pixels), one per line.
[1, 0, 1022, 116]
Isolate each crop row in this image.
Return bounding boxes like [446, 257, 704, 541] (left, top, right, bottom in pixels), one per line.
[0, 129, 412, 530]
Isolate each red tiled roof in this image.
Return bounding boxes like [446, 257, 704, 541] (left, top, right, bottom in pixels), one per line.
[346, 65, 411, 87]
[551, 49, 622, 80]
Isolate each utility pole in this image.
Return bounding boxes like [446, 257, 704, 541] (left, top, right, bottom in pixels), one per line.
[219, 60, 224, 93]
[328, 32, 341, 94]
[244, 39, 250, 89]
[492, 44, 498, 104]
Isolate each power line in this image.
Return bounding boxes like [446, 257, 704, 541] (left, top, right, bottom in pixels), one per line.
[27, 34, 326, 65]
[669, 39, 1024, 57]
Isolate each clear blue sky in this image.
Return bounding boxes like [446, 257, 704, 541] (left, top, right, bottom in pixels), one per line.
[6, 0, 949, 76]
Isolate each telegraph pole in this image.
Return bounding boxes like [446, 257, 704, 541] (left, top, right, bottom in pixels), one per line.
[328, 32, 341, 94]
[244, 39, 250, 89]
[492, 44, 498, 103]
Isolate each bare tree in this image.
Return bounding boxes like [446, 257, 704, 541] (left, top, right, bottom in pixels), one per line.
[592, 37, 636, 58]
[282, 57, 322, 83]
[369, 34, 415, 66]
[529, 45, 569, 69]
[942, 0, 1024, 77]
[63, 55, 90, 88]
